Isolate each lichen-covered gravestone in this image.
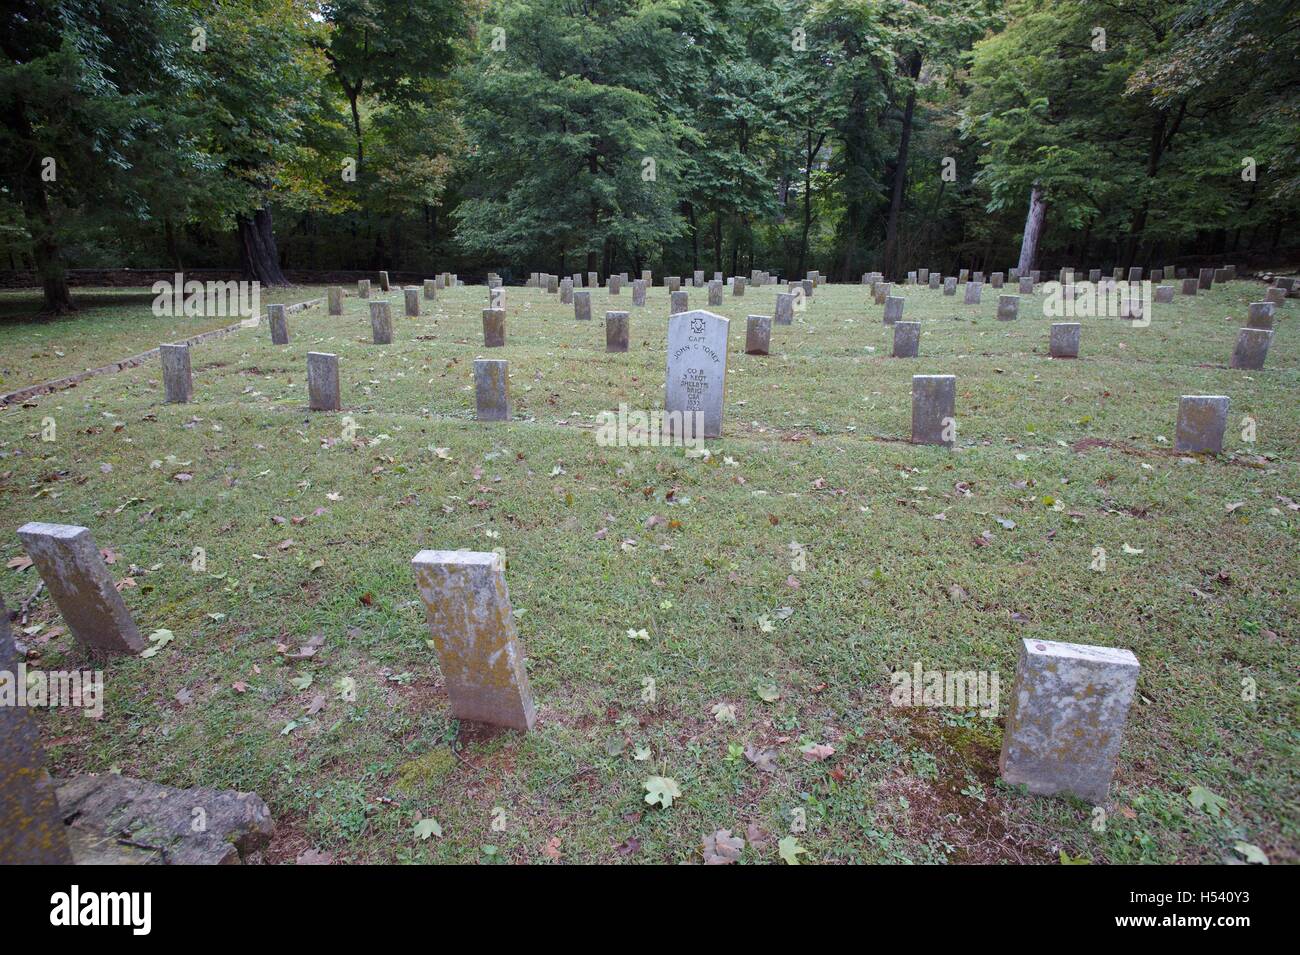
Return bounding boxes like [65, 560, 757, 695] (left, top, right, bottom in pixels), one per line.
[708, 281, 723, 307]
[1175, 395, 1229, 453]
[883, 296, 904, 325]
[574, 291, 592, 321]
[892, 321, 921, 358]
[423, 279, 436, 301]
[0, 593, 74, 863]
[16, 523, 144, 656]
[1230, 328, 1272, 370]
[268, 304, 289, 345]
[997, 295, 1020, 321]
[474, 359, 510, 422]
[328, 286, 344, 314]
[1154, 285, 1174, 304]
[481, 308, 505, 348]
[733, 276, 746, 297]
[963, 281, 982, 304]
[411, 550, 536, 732]
[307, 352, 341, 411]
[369, 301, 393, 344]
[606, 311, 629, 353]
[404, 286, 421, 317]
[1049, 323, 1080, 358]
[1017, 276, 1033, 295]
[1247, 302, 1275, 329]
[999, 638, 1139, 804]
[670, 290, 689, 315]
[666, 310, 729, 439]
[160, 343, 192, 403]
[775, 292, 794, 325]
[911, 375, 955, 447]
[745, 315, 770, 355]
[632, 280, 646, 307]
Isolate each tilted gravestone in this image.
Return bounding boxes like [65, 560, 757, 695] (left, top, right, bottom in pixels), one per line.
[1175, 395, 1229, 453]
[892, 322, 921, 358]
[883, 295, 904, 325]
[666, 310, 729, 439]
[307, 352, 341, 411]
[0, 593, 74, 863]
[775, 292, 794, 325]
[1230, 328, 1272, 370]
[328, 286, 344, 314]
[16, 523, 144, 656]
[1050, 323, 1080, 358]
[745, 315, 771, 355]
[268, 304, 289, 345]
[482, 308, 505, 348]
[474, 359, 510, 422]
[997, 295, 1020, 321]
[160, 343, 192, 404]
[1265, 287, 1286, 307]
[369, 301, 393, 344]
[606, 311, 629, 353]
[411, 550, 536, 732]
[911, 375, 955, 448]
[1198, 267, 1214, 290]
[999, 639, 1139, 804]
[404, 286, 421, 317]
[574, 291, 592, 321]
[379, 270, 390, 291]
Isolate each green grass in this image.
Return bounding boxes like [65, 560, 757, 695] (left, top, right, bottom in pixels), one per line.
[0, 278, 1295, 864]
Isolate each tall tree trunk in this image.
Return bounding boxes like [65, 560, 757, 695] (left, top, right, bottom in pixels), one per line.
[883, 53, 922, 280]
[1017, 183, 1047, 274]
[7, 103, 73, 316]
[713, 211, 723, 273]
[686, 202, 698, 272]
[237, 204, 289, 286]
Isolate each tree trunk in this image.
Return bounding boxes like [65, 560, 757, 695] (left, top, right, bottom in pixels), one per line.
[713, 211, 723, 273]
[1017, 183, 1047, 274]
[883, 53, 922, 280]
[7, 102, 74, 316]
[237, 204, 289, 286]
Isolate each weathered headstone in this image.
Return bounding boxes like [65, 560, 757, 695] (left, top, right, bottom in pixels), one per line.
[587, 271, 598, 289]
[404, 286, 421, 317]
[958, 268, 969, 283]
[998, 639, 1139, 804]
[160, 343, 192, 404]
[379, 270, 391, 291]
[1181, 277, 1198, 296]
[1246, 302, 1275, 329]
[973, 271, 985, 284]
[708, 281, 723, 307]
[1175, 395, 1229, 453]
[929, 273, 941, 290]
[892, 321, 921, 358]
[906, 271, 917, 285]
[911, 375, 955, 448]
[307, 352, 341, 411]
[665, 310, 729, 439]
[328, 286, 344, 315]
[1198, 267, 1214, 290]
[943, 277, 957, 296]
[693, 270, 705, 287]
[574, 291, 592, 321]
[609, 274, 622, 295]
[632, 279, 646, 307]
[997, 294, 1020, 321]
[16, 523, 144, 656]
[268, 304, 289, 345]
[667, 276, 681, 292]
[482, 308, 505, 348]
[670, 290, 689, 315]
[918, 269, 930, 284]
[358, 279, 371, 299]
[1213, 267, 1230, 285]
[474, 359, 510, 422]
[0, 593, 74, 863]
[775, 292, 795, 325]
[991, 272, 1004, 289]
[964, 281, 982, 304]
[1088, 269, 1101, 284]
[411, 550, 535, 732]
[606, 311, 629, 353]
[369, 301, 393, 344]
[560, 278, 573, 304]
[745, 315, 771, 355]
[1049, 323, 1080, 358]
[884, 295, 905, 325]
[733, 276, 746, 297]
[546, 274, 558, 294]
[1017, 276, 1033, 295]
[1230, 328, 1272, 370]
[1265, 287, 1286, 307]
[1154, 285, 1174, 303]
[1127, 266, 1142, 283]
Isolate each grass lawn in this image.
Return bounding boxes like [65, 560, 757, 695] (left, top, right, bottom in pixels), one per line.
[0, 278, 1295, 864]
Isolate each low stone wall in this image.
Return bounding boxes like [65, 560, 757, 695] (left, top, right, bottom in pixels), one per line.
[0, 297, 321, 406]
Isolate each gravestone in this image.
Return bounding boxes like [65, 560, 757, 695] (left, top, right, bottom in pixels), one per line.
[694, 270, 705, 286]
[588, 271, 598, 289]
[973, 271, 984, 284]
[1198, 267, 1214, 290]
[404, 286, 421, 317]
[911, 375, 955, 448]
[1088, 269, 1101, 283]
[665, 310, 729, 439]
[0, 593, 74, 864]
[775, 292, 795, 325]
[609, 274, 622, 295]
[1127, 266, 1142, 283]
[1265, 287, 1286, 307]
[745, 315, 771, 355]
[929, 273, 941, 290]
[958, 269, 969, 283]
[411, 550, 535, 732]
[1031, 270, 1041, 284]
[997, 295, 1020, 321]
[733, 276, 746, 297]
[918, 269, 930, 284]
[1181, 277, 1198, 296]
[160, 343, 192, 404]
[1050, 323, 1080, 358]
[328, 286, 344, 314]
[642, 270, 652, 284]
[873, 282, 893, 305]
[667, 276, 681, 292]
[892, 321, 921, 358]
[708, 281, 723, 307]
[574, 291, 592, 321]
[369, 301, 393, 344]
[379, 270, 390, 291]
[670, 290, 689, 315]
[1246, 302, 1275, 329]
[606, 311, 629, 353]
[1017, 276, 1033, 295]
[1213, 267, 1230, 285]
[560, 278, 573, 304]
[488, 286, 505, 309]
[546, 274, 558, 294]
[1230, 328, 1272, 370]
[482, 308, 505, 348]
[307, 352, 341, 411]
[991, 272, 1004, 289]
[474, 359, 510, 422]
[358, 279, 371, 299]
[907, 271, 917, 284]
[16, 523, 144, 656]
[1154, 285, 1174, 304]
[632, 279, 646, 307]
[964, 281, 982, 305]
[1009, 267, 1021, 281]
[1175, 395, 1229, 453]
[268, 304, 289, 345]
[884, 295, 905, 325]
[999, 639, 1139, 804]
[799, 279, 813, 298]
[1150, 268, 1163, 283]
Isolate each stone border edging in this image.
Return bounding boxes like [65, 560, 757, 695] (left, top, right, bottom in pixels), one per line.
[0, 298, 323, 407]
